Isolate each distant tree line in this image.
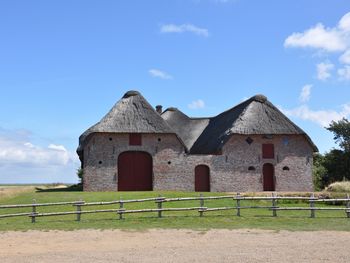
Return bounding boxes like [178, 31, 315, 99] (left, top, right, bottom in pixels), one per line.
[313, 118, 350, 190]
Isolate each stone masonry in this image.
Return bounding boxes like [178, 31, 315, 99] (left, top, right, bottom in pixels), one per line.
[83, 132, 313, 192]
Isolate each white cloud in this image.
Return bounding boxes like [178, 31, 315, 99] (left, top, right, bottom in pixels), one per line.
[282, 104, 350, 127]
[0, 138, 75, 167]
[285, 12, 350, 79]
[299, 84, 312, 103]
[160, 24, 209, 37]
[338, 65, 350, 80]
[0, 127, 79, 183]
[48, 144, 68, 152]
[339, 49, 350, 64]
[316, 62, 334, 80]
[188, 99, 205, 109]
[284, 23, 347, 52]
[148, 69, 173, 80]
[338, 12, 350, 31]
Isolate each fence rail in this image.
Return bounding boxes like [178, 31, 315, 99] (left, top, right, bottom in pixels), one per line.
[0, 193, 349, 223]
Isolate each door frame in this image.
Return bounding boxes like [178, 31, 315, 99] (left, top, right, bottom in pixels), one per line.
[262, 163, 275, 191]
[194, 164, 210, 192]
[117, 151, 153, 191]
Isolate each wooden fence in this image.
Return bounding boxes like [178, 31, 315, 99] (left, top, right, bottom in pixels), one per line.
[0, 193, 349, 223]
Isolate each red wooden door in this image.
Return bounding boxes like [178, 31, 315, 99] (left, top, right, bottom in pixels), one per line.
[118, 151, 152, 191]
[195, 165, 210, 192]
[263, 163, 275, 191]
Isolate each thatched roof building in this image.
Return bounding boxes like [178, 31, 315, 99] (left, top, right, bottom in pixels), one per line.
[78, 90, 317, 192]
[78, 91, 317, 160]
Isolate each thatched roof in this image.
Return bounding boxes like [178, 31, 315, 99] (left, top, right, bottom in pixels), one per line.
[161, 108, 209, 150]
[162, 95, 318, 154]
[77, 91, 178, 158]
[77, 91, 317, 160]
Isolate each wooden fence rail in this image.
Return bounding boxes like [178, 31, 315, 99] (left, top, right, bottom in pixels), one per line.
[0, 193, 349, 223]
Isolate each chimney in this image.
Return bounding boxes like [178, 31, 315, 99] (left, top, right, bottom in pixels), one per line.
[156, 105, 163, 114]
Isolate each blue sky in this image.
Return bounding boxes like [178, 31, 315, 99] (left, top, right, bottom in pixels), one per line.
[0, 0, 350, 183]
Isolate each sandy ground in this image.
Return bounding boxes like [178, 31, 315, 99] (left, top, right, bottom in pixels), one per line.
[0, 229, 349, 263]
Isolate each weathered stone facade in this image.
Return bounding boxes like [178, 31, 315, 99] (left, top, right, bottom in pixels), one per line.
[83, 133, 313, 192]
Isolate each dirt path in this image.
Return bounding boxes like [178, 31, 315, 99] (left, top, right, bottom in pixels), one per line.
[0, 229, 349, 262]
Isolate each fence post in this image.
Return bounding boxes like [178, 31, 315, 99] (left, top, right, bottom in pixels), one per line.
[119, 197, 124, 220]
[346, 194, 350, 218]
[236, 193, 241, 217]
[272, 192, 277, 217]
[157, 194, 163, 218]
[31, 199, 36, 223]
[76, 199, 83, 222]
[199, 194, 204, 217]
[310, 193, 315, 218]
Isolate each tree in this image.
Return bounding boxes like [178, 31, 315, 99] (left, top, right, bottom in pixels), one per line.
[312, 153, 327, 191]
[313, 118, 350, 190]
[327, 118, 350, 152]
[323, 149, 349, 183]
[77, 168, 84, 185]
[327, 118, 350, 181]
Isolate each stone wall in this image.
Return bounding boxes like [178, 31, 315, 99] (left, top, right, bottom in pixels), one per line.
[216, 134, 313, 192]
[82, 133, 314, 192]
[83, 133, 187, 191]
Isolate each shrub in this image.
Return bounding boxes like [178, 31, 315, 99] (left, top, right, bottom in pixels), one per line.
[326, 181, 350, 192]
[77, 168, 84, 185]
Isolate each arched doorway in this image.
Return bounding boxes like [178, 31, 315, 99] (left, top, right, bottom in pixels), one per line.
[263, 163, 275, 191]
[195, 165, 210, 192]
[118, 151, 153, 191]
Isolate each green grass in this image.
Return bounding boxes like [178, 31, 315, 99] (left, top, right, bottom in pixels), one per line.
[0, 188, 350, 231]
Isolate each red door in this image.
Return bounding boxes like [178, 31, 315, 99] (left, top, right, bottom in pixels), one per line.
[118, 151, 153, 191]
[195, 165, 210, 192]
[263, 163, 275, 191]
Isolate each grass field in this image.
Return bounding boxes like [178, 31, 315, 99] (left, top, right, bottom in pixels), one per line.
[0, 186, 350, 231]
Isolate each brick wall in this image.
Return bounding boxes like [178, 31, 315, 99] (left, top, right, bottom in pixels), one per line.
[217, 134, 313, 192]
[82, 133, 313, 192]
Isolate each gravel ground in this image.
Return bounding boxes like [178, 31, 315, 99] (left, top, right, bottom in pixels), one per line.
[0, 229, 349, 263]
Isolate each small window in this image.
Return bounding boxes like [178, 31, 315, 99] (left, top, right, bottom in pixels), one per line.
[129, 133, 142, 145]
[246, 137, 253, 145]
[98, 161, 102, 164]
[262, 144, 274, 159]
[109, 137, 113, 141]
[282, 137, 289, 146]
[283, 166, 290, 171]
[168, 161, 172, 165]
[248, 166, 256, 171]
[158, 138, 161, 142]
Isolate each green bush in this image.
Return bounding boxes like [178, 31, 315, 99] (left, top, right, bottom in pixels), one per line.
[77, 168, 84, 185]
